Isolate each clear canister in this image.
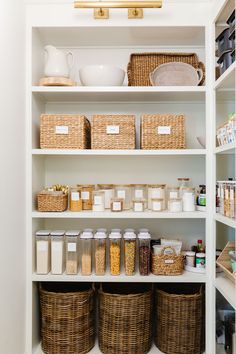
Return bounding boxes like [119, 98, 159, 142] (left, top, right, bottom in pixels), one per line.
[69, 187, 82, 212]
[115, 184, 132, 210]
[97, 184, 115, 209]
[151, 198, 164, 211]
[148, 184, 166, 209]
[178, 178, 190, 197]
[51, 230, 65, 275]
[133, 184, 147, 203]
[124, 231, 136, 276]
[229, 182, 235, 219]
[65, 230, 80, 275]
[111, 198, 123, 212]
[36, 230, 50, 274]
[109, 231, 121, 275]
[94, 231, 107, 275]
[80, 230, 93, 275]
[92, 190, 105, 212]
[167, 187, 179, 200]
[133, 199, 145, 212]
[78, 184, 95, 210]
[168, 198, 183, 212]
[182, 187, 196, 212]
[224, 182, 230, 217]
[138, 231, 151, 276]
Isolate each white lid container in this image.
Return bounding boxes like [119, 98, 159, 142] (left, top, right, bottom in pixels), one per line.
[124, 232, 136, 239]
[36, 230, 50, 236]
[94, 231, 107, 239]
[138, 232, 151, 239]
[109, 232, 122, 239]
[80, 231, 93, 239]
[51, 230, 65, 236]
[65, 230, 80, 237]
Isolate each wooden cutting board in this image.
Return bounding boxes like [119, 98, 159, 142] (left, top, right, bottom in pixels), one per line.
[39, 77, 76, 86]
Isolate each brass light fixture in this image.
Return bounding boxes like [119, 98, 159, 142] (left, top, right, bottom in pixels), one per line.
[74, 0, 162, 19]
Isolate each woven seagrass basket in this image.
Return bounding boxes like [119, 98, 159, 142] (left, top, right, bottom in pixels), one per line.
[127, 52, 205, 86]
[37, 191, 68, 212]
[91, 115, 136, 149]
[154, 284, 205, 354]
[151, 247, 184, 275]
[98, 283, 152, 354]
[39, 282, 95, 354]
[141, 114, 185, 149]
[40, 114, 91, 149]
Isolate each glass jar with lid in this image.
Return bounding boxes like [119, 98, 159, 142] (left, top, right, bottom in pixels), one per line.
[65, 230, 80, 275]
[80, 230, 93, 275]
[138, 231, 151, 276]
[111, 198, 123, 212]
[133, 199, 145, 212]
[36, 230, 50, 274]
[182, 188, 196, 212]
[109, 231, 122, 275]
[178, 178, 190, 197]
[78, 184, 95, 210]
[97, 184, 115, 209]
[168, 198, 182, 212]
[167, 186, 179, 200]
[69, 187, 82, 212]
[94, 231, 107, 275]
[148, 184, 166, 210]
[51, 230, 65, 275]
[151, 198, 164, 212]
[115, 185, 132, 210]
[124, 231, 136, 276]
[92, 190, 105, 212]
[133, 185, 147, 203]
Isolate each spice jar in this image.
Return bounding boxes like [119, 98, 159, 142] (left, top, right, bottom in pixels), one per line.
[51, 230, 65, 275]
[151, 198, 164, 212]
[78, 184, 95, 210]
[80, 230, 93, 275]
[196, 252, 205, 268]
[69, 187, 82, 212]
[36, 230, 50, 274]
[124, 231, 136, 276]
[138, 231, 151, 276]
[185, 251, 196, 267]
[109, 231, 121, 275]
[115, 185, 132, 210]
[148, 184, 166, 209]
[168, 198, 182, 212]
[133, 185, 147, 204]
[92, 190, 105, 212]
[178, 178, 190, 197]
[182, 188, 196, 212]
[133, 199, 145, 212]
[97, 184, 115, 209]
[65, 231, 80, 275]
[94, 231, 107, 275]
[111, 198, 123, 212]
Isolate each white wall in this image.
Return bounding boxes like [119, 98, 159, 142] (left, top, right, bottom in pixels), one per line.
[0, 1, 25, 354]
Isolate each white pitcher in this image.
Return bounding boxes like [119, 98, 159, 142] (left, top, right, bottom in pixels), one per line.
[44, 45, 73, 78]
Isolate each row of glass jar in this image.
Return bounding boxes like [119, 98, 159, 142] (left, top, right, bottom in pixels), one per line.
[216, 181, 236, 219]
[69, 179, 200, 212]
[35, 229, 151, 276]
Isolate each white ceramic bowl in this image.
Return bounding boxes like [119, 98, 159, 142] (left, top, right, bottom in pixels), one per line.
[196, 136, 206, 148]
[79, 65, 125, 86]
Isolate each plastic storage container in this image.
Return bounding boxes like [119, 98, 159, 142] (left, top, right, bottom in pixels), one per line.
[51, 230, 65, 275]
[80, 230, 93, 275]
[124, 231, 136, 276]
[94, 231, 107, 275]
[138, 231, 151, 276]
[65, 231, 80, 275]
[109, 231, 121, 275]
[36, 230, 51, 274]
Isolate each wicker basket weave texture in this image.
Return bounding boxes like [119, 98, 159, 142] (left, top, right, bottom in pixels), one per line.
[37, 192, 68, 212]
[141, 114, 185, 149]
[127, 52, 205, 86]
[154, 284, 205, 354]
[98, 284, 152, 354]
[151, 253, 184, 275]
[40, 283, 95, 354]
[92, 115, 136, 150]
[40, 114, 91, 149]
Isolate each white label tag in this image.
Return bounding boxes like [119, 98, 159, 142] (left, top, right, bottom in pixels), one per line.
[117, 190, 126, 199]
[106, 125, 120, 134]
[81, 191, 90, 200]
[153, 201, 161, 210]
[55, 125, 69, 135]
[169, 191, 178, 199]
[134, 202, 143, 212]
[157, 126, 171, 135]
[68, 243, 76, 252]
[71, 192, 80, 201]
[37, 241, 48, 252]
[113, 202, 121, 211]
[165, 259, 174, 264]
[94, 196, 102, 205]
[152, 189, 161, 198]
[135, 190, 143, 199]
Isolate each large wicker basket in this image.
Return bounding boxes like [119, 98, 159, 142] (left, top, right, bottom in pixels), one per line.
[216, 242, 236, 283]
[127, 52, 205, 86]
[152, 247, 184, 275]
[98, 283, 152, 354]
[141, 114, 185, 149]
[39, 282, 95, 354]
[40, 114, 91, 149]
[37, 190, 68, 212]
[154, 284, 205, 354]
[91, 115, 136, 149]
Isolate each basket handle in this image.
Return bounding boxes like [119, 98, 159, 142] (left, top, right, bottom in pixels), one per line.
[160, 246, 177, 256]
[149, 71, 155, 86]
[196, 68, 203, 85]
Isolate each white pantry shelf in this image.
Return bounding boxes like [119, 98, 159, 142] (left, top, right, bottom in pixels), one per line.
[32, 86, 206, 102]
[32, 210, 207, 219]
[215, 143, 236, 154]
[32, 149, 206, 156]
[214, 214, 236, 229]
[32, 270, 207, 283]
[215, 274, 236, 309]
[214, 62, 236, 90]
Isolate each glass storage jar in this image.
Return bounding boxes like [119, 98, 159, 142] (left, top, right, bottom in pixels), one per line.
[78, 184, 95, 210]
[133, 184, 147, 203]
[133, 199, 145, 212]
[138, 231, 151, 276]
[178, 178, 190, 197]
[51, 230, 65, 275]
[36, 230, 50, 274]
[148, 184, 166, 209]
[124, 231, 136, 276]
[229, 182, 235, 219]
[167, 186, 179, 200]
[92, 190, 105, 212]
[182, 188, 196, 212]
[111, 198, 123, 212]
[115, 184, 132, 210]
[151, 198, 164, 212]
[80, 230, 93, 275]
[168, 198, 182, 212]
[109, 231, 121, 275]
[94, 231, 107, 275]
[65, 230, 80, 275]
[69, 187, 82, 212]
[97, 184, 115, 209]
[224, 182, 231, 217]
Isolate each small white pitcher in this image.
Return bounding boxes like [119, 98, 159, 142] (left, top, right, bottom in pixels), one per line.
[44, 45, 73, 78]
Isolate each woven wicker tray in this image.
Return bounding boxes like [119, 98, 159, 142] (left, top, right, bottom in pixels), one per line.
[216, 241, 236, 283]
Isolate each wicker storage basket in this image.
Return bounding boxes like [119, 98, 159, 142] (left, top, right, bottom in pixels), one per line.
[152, 247, 184, 275]
[98, 283, 152, 354]
[39, 282, 95, 354]
[127, 52, 205, 86]
[216, 242, 236, 283]
[141, 114, 185, 149]
[154, 284, 205, 354]
[91, 115, 136, 149]
[40, 114, 91, 149]
[37, 190, 68, 212]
